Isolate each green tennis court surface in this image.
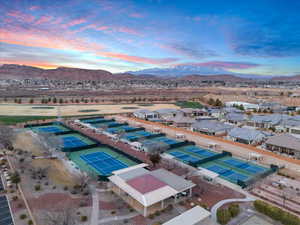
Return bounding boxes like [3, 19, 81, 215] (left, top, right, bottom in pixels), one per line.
[68, 147, 137, 176]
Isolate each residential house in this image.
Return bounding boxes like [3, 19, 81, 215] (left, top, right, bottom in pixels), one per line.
[180, 108, 208, 117]
[225, 112, 247, 125]
[191, 120, 233, 136]
[265, 134, 300, 159]
[228, 127, 271, 145]
[133, 109, 159, 120]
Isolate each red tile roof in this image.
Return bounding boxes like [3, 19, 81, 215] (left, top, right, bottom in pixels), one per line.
[127, 174, 167, 194]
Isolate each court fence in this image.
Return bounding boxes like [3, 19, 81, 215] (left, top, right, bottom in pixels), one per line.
[238, 164, 279, 188]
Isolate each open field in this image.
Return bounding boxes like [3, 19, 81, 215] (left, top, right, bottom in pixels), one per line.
[0, 103, 179, 116]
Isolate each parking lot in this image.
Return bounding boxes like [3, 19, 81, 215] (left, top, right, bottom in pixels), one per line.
[0, 196, 14, 225]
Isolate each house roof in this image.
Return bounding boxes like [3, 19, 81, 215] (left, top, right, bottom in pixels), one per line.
[191, 120, 233, 133]
[163, 206, 211, 225]
[265, 134, 300, 151]
[225, 112, 247, 122]
[162, 114, 196, 124]
[134, 109, 156, 115]
[155, 108, 181, 114]
[228, 127, 270, 141]
[109, 165, 195, 207]
[250, 114, 291, 125]
[180, 108, 206, 113]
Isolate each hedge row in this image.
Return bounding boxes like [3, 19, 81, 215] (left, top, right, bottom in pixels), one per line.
[254, 200, 300, 225]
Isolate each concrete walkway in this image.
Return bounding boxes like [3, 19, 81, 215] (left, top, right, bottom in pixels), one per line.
[98, 212, 138, 224]
[211, 197, 255, 222]
[90, 190, 100, 225]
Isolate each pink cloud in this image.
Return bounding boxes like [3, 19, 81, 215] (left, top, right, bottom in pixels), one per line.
[35, 16, 52, 25]
[177, 61, 260, 69]
[99, 52, 178, 65]
[63, 18, 87, 28]
[29, 6, 40, 11]
[129, 13, 144, 18]
[7, 10, 35, 23]
[116, 26, 141, 36]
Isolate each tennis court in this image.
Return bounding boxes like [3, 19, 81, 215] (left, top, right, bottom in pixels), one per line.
[80, 117, 105, 123]
[68, 147, 137, 176]
[181, 145, 217, 158]
[219, 157, 267, 174]
[201, 162, 250, 183]
[106, 125, 142, 134]
[31, 124, 70, 134]
[58, 133, 95, 149]
[91, 121, 122, 128]
[121, 130, 157, 141]
[168, 151, 200, 163]
[149, 136, 180, 145]
[0, 196, 14, 225]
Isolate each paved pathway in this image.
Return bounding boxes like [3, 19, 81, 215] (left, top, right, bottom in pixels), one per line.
[90, 190, 99, 225]
[98, 212, 138, 224]
[211, 197, 255, 222]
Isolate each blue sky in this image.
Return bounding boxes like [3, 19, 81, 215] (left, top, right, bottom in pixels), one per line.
[1, 0, 300, 75]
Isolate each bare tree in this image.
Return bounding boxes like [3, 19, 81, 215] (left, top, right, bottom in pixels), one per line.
[0, 125, 16, 149]
[37, 132, 63, 156]
[43, 203, 78, 225]
[74, 172, 90, 192]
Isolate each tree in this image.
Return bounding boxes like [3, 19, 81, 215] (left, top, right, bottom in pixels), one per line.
[149, 154, 161, 168]
[11, 171, 21, 189]
[59, 98, 64, 104]
[43, 202, 78, 225]
[228, 204, 240, 217]
[217, 208, 231, 225]
[29, 98, 34, 104]
[52, 97, 57, 104]
[74, 173, 90, 192]
[208, 98, 215, 106]
[0, 125, 16, 149]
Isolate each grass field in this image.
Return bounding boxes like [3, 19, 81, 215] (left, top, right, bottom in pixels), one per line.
[175, 101, 204, 108]
[0, 115, 57, 125]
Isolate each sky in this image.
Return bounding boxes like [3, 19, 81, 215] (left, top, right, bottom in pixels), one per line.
[1, 0, 300, 76]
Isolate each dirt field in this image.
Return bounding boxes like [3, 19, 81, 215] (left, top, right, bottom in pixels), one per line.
[13, 131, 45, 156]
[31, 159, 76, 186]
[0, 103, 179, 116]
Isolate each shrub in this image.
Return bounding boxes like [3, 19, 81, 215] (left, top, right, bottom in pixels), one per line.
[81, 216, 88, 222]
[34, 184, 41, 191]
[111, 211, 116, 215]
[12, 196, 18, 201]
[228, 204, 240, 217]
[20, 214, 27, 220]
[64, 186, 68, 191]
[217, 208, 231, 225]
[155, 211, 160, 216]
[28, 220, 33, 225]
[254, 200, 300, 225]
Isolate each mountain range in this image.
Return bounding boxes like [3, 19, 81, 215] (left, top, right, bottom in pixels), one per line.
[0, 64, 299, 81]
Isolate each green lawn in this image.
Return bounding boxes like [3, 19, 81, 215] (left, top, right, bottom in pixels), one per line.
[175, 101, 204, 109]
[0, 115, 57, 125]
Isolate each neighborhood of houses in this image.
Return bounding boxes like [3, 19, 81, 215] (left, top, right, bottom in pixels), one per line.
[133, 101, 300, 159]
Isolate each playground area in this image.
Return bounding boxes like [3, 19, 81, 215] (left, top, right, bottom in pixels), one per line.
[68, 147, 137, 176]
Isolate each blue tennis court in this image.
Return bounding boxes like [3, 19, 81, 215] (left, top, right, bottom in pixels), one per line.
[106, 125, 138, 134]
[80, 117, 105, 123]
[152, 136, 179, 145]
[91, 121, 120, 128]
[169, 151, 200, 163]
[183, 145, 216, 158]
[58, 133, 95, 149]
[0, 196, 14, 225]
[122, 130, 155, 141]
[31, 124, 70, 134]
[220, 158, 267, 174]
[80, 152, 127, 175]
[205, 164, 249, 182]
